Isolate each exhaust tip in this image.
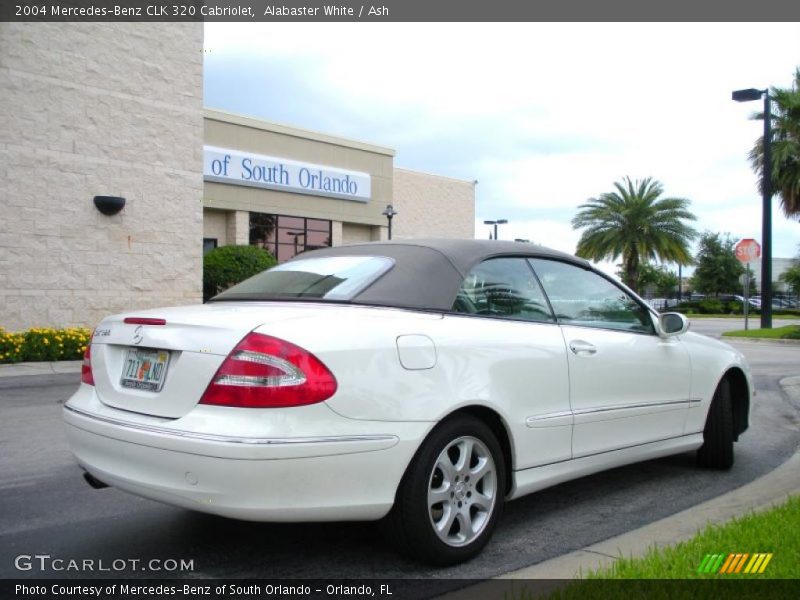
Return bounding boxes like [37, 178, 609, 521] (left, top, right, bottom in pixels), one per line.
[83, 471, 109, 490]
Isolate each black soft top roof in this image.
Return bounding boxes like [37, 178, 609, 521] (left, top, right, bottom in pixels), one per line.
[293, 239, 590, 311]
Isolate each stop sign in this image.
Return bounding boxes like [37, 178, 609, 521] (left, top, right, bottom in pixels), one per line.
[735, 238, 761, 263]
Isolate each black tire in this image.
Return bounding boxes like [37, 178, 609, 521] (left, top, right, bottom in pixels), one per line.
[382, 415, 506, 565]
[697, 378, 735, 469]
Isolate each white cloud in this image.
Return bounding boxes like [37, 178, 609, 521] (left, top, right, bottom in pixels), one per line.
[205, 22, 800, 258]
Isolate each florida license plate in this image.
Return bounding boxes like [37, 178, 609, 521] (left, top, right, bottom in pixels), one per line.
[120, 348, 170, 392]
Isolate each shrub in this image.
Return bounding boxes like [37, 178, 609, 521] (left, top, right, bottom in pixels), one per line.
[0, 328, 25, 364]
[0, 327, 91, 364]
[698, 298, 724, 314]
[674, 301, 702, 314]
[783, 327, 800, 340]
[203, 245, 276, 300]
[726, 300, 743, 314]
[675, 300, 729, 314]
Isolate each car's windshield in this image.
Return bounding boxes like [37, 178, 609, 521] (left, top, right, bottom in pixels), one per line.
[211, 255, 394, 301]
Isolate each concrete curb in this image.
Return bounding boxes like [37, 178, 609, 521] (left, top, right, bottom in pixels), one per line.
[721, 337, 800, 345]
[0, 360, 81, 378]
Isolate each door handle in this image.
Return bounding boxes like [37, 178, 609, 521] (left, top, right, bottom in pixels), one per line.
[569, 340, 597, 355]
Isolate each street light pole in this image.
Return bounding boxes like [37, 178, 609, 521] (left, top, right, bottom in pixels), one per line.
[483, 219, 508, 240]
[382, 204, 398, 240]
[761, 91, 773, 329]
[732, 87, 773, 329]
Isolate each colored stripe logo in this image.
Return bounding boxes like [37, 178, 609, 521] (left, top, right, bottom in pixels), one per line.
[697, 553, 773, 574]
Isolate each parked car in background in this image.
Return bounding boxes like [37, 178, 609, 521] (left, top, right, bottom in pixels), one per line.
[64, 240, 753, 565]
[722, 294, 761, 309]
[773, 297, 798, 309]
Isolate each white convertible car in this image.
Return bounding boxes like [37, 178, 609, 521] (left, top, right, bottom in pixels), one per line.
[64, 239, 752, 565]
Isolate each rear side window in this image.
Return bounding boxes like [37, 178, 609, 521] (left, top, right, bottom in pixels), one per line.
[213, 256, 394, 301]
[452, 257, 554, 323]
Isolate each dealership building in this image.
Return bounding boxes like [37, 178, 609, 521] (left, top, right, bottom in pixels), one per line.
[0, 23, 474, 331]
[201, 109, 475, 261]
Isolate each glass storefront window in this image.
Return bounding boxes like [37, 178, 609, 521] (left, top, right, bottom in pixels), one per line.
[249, 212, 332, 263]
[307, 219, 330, 232]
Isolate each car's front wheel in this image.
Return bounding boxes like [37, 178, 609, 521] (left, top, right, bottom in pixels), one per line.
[383, 415, 506, 565]
[697, 378, 734, 469]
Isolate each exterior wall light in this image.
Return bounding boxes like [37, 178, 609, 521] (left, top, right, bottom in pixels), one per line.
[93, 196, 126, 216]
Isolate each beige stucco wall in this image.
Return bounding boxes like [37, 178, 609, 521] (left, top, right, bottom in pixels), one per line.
[342, 223, 383, 244]
[391, 168, 475, 239]
[203, 110, 394, 227]
[0, 23, 204, 331]
[203, 209, 228, 246]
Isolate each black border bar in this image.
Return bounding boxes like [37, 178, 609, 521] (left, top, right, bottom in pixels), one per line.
[4, 579, 800, 600]
[3, 0, 800, 22]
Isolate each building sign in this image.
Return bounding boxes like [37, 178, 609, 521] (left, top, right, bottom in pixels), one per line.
[203, 145, 371, 202]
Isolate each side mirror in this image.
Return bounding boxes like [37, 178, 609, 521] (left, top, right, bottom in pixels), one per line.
[656, 312, 690, 338]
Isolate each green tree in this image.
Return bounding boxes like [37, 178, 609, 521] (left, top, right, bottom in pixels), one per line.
[631, 263, 679, 297]
[779, 247, 800, 297]
[748, 67, 800, 219]
[572, 177, 697, 292]
[203, 245, 276, 300]
[691, 232, 744, 296]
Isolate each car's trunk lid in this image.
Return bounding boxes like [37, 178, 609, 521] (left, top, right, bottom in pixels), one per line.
[89, 302, 326, 418]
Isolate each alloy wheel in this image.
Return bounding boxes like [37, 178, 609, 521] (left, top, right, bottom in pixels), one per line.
[427, 435, 497, 547]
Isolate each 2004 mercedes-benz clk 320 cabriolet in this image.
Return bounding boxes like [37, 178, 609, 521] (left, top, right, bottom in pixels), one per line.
[64, 239, 752, 565]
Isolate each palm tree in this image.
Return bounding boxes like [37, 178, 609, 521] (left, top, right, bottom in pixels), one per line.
[749, 67, 800, 219]
[572, 177, 697, 292]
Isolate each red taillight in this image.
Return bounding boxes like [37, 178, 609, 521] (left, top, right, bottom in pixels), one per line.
[200, 332, 337, 408]
[81, 344, 94, 386]
[124, 317, 166, 325]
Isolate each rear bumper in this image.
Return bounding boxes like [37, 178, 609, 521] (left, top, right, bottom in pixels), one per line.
[63, 387, 430, 522]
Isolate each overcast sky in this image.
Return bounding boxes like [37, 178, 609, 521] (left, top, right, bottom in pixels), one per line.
[203, 23, 799, 271]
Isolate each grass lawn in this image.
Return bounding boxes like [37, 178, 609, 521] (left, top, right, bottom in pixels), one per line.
[581, 495, 800, 579]
[721, 325, 800, 340]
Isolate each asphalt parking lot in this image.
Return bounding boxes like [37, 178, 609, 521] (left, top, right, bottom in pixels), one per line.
[1, 333, 798, 586]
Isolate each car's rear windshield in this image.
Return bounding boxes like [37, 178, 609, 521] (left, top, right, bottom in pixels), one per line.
[211, 255, 395, 302]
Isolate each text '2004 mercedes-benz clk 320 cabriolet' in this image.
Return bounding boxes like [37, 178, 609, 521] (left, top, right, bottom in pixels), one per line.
[64, 239, 752, 565]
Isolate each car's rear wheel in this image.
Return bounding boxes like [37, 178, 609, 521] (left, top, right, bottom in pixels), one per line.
[383, 415, 506, 565]
[697, 378, 734, 469]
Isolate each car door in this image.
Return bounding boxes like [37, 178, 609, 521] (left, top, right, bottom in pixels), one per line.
[449, 257, 572, 469]
[529, 259, 692, 458]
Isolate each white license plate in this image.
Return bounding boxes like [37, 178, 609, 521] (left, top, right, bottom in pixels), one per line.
[120, 348, 170, 392]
